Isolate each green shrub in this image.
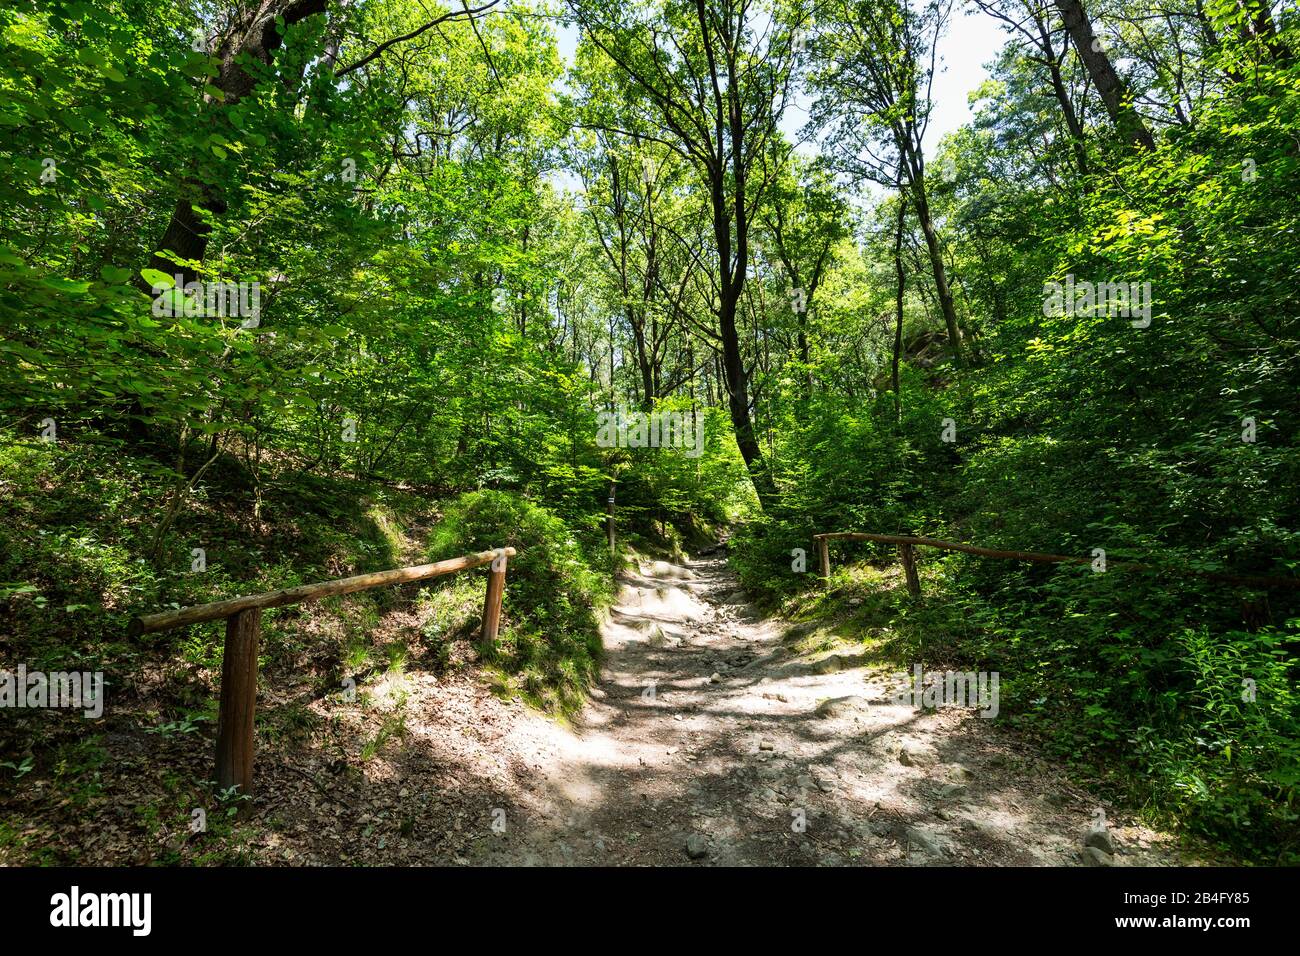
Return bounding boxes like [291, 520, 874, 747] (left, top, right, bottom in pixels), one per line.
[427, 490, 612, 714]
[728, 515, 820, 603]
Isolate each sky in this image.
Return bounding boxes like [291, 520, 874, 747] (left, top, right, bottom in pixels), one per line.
[551, 5, 1009, 165]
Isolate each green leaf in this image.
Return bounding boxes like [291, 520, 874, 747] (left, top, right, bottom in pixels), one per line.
[41, 276, 92, 294]
[76, 47, 108, 69]
[140, 268, 175, 289]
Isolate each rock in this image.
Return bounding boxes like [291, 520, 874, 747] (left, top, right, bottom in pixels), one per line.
[937, 783, 966, 799]
[812, 654, 850, 674]
[1081, 846, 1114, 867]
[905, 825, 945, 857]
[685, 834, 709, 859]
[899, 744, 933, 767]
[1084, 826, 1116, 855]
[966, 818, 1004, 840]
[759, 739, 775, 751]
[652, 561, 697, 580]
[709, 672, 721, 684]
[814, 695, 870, 718]
[795, 774, 815, 790]
[947, 765, 973, 782]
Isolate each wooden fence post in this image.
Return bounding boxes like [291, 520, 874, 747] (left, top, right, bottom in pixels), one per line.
[215, 607, 261, 797]
[899, 542, 921, 598]
[607, 481, 616, 554]
[481, 550, 507, 643]
[817, 536, 831, 581]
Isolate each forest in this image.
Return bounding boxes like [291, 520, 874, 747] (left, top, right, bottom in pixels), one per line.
[0, 0, 1297, 870]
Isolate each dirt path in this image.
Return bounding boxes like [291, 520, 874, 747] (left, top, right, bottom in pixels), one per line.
[470, 554, 1190, 866]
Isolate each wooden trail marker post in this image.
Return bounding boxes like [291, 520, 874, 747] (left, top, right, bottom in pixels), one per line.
[131, 547, 517, 799]
[898, 542, 921, 598]
[607, 480, 617, 554]
[215, 608, 260, 794]
[481, 548, 508, 643]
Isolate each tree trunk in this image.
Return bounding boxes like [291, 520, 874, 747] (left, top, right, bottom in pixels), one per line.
[1235, 0, 1290, 63]
[908, 181, 965, 367]
[149, 0, 329, 280]
[892, 191, 906, 426]
[1053, 0, 1155, 150]
[1044, 52, 1089, 177]
[717, 294, 771, 503]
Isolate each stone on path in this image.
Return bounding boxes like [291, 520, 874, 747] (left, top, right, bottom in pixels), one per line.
[814, 695, 870, 718]
[1080, 846, 1114, 867]
[1083, 825, 1116, 855]
[685, 833, 709, 859]
[899, 743, 934, 767]
[905, 825, 945, 857]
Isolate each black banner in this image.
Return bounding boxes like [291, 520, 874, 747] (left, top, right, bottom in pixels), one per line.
[0, 865, 1278, 941]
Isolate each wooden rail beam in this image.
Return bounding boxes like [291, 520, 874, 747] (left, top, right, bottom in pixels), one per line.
[132, 546, 518, 800]
[130, 548, 517, 636]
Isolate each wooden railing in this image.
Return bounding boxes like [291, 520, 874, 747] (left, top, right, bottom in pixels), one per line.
[130, 547, 516, 797]
[813, 532, 1299, 597]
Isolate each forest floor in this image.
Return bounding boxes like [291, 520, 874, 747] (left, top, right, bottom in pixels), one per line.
[2, 551, 1201, 867]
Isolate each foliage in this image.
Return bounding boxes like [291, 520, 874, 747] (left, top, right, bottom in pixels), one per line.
[427, 489, 613, 713]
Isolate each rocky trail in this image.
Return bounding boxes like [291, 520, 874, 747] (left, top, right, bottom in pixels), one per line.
[468, 553, 1191, 867]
